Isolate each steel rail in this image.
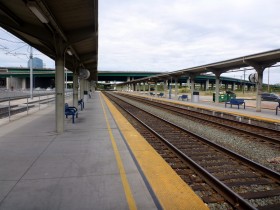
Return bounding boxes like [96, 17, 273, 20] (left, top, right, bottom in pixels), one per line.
[106, 93, 252, 209]
[118, 93, 280, 144]
[105, 92, 280, 209]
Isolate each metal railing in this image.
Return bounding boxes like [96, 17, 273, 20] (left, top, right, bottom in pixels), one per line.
[0, 89, 73, 125]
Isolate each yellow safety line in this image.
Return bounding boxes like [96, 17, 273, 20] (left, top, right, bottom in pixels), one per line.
[99, 93, 137, 210]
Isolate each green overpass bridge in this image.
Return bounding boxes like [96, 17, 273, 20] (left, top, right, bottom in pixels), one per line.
[0, 67, 254, 91]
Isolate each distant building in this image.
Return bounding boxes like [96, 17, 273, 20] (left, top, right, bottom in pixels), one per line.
[28, 57, 43, 68]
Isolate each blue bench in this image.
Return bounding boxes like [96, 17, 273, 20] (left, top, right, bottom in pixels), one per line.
[150, 92, 155, 96]
[65, 103, 78, 123]
[157, 93, 164, 97]
[225, 99, 245, 109]
[78, 99, 84, 110]
[276, 102, 280, 115]
[178, 94, 188, 101]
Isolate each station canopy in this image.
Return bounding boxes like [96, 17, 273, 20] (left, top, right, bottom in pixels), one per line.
[124, 49, 280, 84]
[0, 0, 98, 80]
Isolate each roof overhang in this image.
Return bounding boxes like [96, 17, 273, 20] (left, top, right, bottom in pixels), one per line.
[0, 0, 98, 81]
[120, 49, 280, 85]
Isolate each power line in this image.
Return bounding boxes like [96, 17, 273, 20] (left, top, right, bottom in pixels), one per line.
[0, 44, 8, 50]
[0, 37, 24, 44]
[0, 27, 24, 43]
[5, 44, 27, 54]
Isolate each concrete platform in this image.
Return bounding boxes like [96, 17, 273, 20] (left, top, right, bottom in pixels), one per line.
[0, 91, 209, 210]
[131, 92, 280, 127]
[0, 92, 159, 210]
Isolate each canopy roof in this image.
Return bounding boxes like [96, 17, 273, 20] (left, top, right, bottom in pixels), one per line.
[125, 49, 280, 84]
[0, 0, 98, 80]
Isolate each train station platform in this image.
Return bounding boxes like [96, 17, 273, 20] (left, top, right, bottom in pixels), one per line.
[0, 91, 208, 210]
[132, 92, 280, 128]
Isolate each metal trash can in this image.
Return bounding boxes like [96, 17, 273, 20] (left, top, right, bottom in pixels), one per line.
[83, 90, 88, 102]
[192, 91, 199, 102]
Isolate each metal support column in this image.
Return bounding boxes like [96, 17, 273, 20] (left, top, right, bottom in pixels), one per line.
[174, 77, 178, 98]
[155, 81, 158, 96]
[168, 79, 171, 99]
[80, 79, 84, 100]
[256, 69, 264, 112]
[73, 71, 79, 108]
[164, 80, 168, 98]
[215, 72, 221, 104]
[55, 54, 65, 133]
[190, 75, 195, 102]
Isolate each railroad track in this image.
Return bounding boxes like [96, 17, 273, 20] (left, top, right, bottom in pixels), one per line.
[115, 92, 280, 147]
[104, 92, 280, 210]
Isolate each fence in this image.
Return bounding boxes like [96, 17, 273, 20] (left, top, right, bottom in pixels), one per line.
[0, 89, 72, 125]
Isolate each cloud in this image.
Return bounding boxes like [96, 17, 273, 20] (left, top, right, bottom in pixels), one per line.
[98, 0, 280, 83]
[0, 1, 279, 84]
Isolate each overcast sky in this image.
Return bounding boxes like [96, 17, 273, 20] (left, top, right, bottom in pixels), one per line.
[0, 0, 280, 84]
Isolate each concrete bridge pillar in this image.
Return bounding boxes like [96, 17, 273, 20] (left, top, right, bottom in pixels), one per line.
[187, 77, 190, 89]
[22, 78, 26, 90]
[205, 79, 209, 91]
[143, 82, 146, 93]
[231, 82, 235, 91]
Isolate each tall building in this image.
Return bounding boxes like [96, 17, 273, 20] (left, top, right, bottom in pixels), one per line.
[28, 57, 43, 68]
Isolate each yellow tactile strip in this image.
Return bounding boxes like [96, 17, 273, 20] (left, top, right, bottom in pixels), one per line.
[100, 94, 137, 210]
[102, 93, 209, 210]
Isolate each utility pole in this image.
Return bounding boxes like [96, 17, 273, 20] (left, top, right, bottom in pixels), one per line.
[30, 46, 33, 99]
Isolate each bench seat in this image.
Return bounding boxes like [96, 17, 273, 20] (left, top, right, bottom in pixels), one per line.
[178, 94, 188, 101]
[65, 103, 78, 123]
[150, 92, 155, 96]
[225, 99, 245, 109]
[157, 93, 164, 97]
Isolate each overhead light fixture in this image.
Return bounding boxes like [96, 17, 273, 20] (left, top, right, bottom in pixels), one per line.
[27, 1, 49, 23]
[66, 49, 73, 56]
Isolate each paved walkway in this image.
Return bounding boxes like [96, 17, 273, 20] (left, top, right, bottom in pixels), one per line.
[0, 92, 158, 210]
